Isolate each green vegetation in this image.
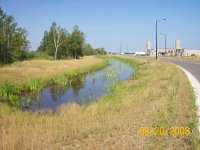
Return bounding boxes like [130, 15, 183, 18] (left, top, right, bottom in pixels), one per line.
[0, 57, 108, 107]
[0, 7, 107, 64]
[25, 78, 43, 91]
[0, 56, 104, 84]
[53, 74, 68, 85]
[37, 23, 107, 60]
[0, 81, 17, 100]
[0, 56, 199, 149]
[52, 58, 108, 86]
[0, 6, 199, 148]
[84, 44, 107, 56]
[0, 7, 29, 64]
[0, 81, 20, 107]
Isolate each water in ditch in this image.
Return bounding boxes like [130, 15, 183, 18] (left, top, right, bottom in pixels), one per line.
[20, 58, 134, 111]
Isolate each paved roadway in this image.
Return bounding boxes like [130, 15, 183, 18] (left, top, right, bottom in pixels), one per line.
[124, 55, 200, 83]
[158, 57, 200, 83]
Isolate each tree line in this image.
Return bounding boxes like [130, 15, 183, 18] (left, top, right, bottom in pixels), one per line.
[37, 22, 106, 59]
[0, 7, 106, 64]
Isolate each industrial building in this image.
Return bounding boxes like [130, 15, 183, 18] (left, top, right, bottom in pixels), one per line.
[146, 40, 200, 56]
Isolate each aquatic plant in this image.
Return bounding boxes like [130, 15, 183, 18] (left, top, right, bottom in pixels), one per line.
[20, 96, 31, 108]
[107, 80, 118, 93]
[0, 81, 17, 100]
[26, 78, 43, 91]
[53, 75, 68, 85]
[81, 97, 86, 106]
[89, 95, 95, 103]
[9, 95, 19, 107]
[92, 71, 96, 80]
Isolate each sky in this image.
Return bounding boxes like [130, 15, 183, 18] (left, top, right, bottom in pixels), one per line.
[0, 0, 200, 52]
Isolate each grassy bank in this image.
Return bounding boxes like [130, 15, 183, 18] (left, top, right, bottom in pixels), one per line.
[0, 56, 105, 84]
[0, 56, 199, 149]
[0, 56, 108, 106]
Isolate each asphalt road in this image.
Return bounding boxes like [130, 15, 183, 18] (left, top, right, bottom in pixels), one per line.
[158, 57, 200, 83]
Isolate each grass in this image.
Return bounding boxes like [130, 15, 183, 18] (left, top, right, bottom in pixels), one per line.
[51, 58, 108, 86]
[0, 56, 108, 106]
[0, 55, 199, 149]
[0, 56, 104, 85]
[25, 78, 43, 91]
[0, 81, 20, 108]
[0, 81, 17, 100]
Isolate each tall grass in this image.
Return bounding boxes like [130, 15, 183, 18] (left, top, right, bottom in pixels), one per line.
[52, 74, 68, 85]
[0, 81, 17, 100]
[0, 81, 19, 107]
[0, 56, 105, 85]
[52, 58, 108, 85]
[25, 78, 43, 91]
[0, 58, 109, 108]
[0, 56, 199, 149]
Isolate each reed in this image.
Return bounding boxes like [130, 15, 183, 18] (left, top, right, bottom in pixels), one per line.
[0, 57, 108, 108]
[25, 78, 43, 91]
[9, 95, 19, 107]
[0, 81, 17, 100]
[0, 81, 20, 107]
[52, 74, 68, 85]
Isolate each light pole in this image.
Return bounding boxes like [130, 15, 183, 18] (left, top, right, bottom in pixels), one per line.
[161, 33, 167, 55]
[156, 19, 166, 59]
[120, 40, 124, 54]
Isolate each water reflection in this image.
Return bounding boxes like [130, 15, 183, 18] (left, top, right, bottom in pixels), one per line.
[70, 76, 86, 96]
[20, 59, 134, 111]
[50, 85, 68, 101]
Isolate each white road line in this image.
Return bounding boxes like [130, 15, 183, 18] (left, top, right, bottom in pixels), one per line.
[177, 65, 200, 132]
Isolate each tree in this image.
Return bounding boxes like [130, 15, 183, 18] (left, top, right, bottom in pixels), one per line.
[0, 7, 29, 63]
[37, 22, 67, 60]
[83, 44, 95, 56]
[67, 25, 85, 59]
[12, 28, 30, 60]
[95, 48, 107, 55]
[37, 23, 106, 59]
[52, 22, 66, 60]
[83, 44, 95, 55]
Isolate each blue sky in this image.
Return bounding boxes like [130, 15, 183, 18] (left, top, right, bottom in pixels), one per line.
[1, 0, 200, 52]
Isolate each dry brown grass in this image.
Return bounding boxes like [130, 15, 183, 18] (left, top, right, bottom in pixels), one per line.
[0, 56, 103, 84]
[0, 56, 199, 149]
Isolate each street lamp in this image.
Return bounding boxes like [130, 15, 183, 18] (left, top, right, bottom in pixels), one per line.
[161, 33, 167, 55]
[156, 19, 166, 59]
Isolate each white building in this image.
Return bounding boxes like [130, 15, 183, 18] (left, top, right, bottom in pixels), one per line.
[146, 40, 200, 56]
[134, 51, 146, 56]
